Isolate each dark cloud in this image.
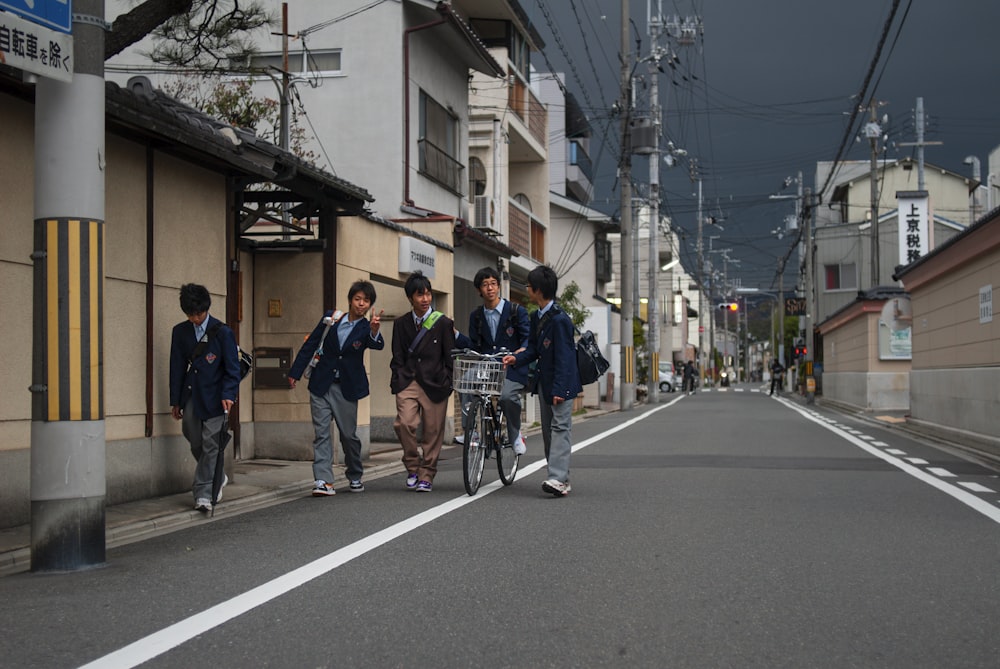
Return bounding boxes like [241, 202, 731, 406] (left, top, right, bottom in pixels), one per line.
[526, 0, 1000, 289]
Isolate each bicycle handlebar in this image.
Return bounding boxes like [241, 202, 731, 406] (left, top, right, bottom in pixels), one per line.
[452, 348, 511, 360]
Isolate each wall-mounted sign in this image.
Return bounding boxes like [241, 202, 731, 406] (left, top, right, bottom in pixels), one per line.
[896, 191, 929, 266]
[980, 284, 993, 324]
[0, 0, 71, 34]
[0, 10, 72, 81]
[399, 236, 436, 279]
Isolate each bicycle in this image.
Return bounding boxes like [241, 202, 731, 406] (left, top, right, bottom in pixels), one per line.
[452, 349, 519, 495]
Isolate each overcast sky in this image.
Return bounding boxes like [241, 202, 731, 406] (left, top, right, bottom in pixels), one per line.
[522, 0, 1000, 290]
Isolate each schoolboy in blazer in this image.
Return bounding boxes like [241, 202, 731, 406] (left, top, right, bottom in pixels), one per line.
[289, 281, 384, 495]
[455, 266, 530, 453]
[390, 271, 456, 492]
[504, 265, 582, 497]
[169, 283, 241, 512]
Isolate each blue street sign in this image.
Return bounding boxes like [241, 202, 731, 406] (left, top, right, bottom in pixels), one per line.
[0, 0, 71, 34]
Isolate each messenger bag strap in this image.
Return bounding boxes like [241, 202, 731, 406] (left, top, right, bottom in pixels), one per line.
[407, 310, 443, 354]
[187, 322, 223, 372]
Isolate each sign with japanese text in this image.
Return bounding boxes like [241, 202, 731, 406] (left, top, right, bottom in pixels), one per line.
[0, 0, 71, 34]
[0, 10, 72, 81]
[398, 236, 436, 279]
[896, 191, 929, 267]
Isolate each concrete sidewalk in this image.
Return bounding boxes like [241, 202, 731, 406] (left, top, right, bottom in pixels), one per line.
[1, 402, 619, 577]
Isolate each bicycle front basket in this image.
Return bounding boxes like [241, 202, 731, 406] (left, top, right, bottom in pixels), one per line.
[453, 355, 505, 395]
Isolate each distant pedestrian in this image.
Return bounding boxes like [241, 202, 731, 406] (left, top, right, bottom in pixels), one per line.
[503, 265, 581, 497]
[288, 280, 384, 496]
[682, 360, 697, 395]
[390, 271, 456, 492]
[769, 359, 785, 396]
[169, 283, 241, 513]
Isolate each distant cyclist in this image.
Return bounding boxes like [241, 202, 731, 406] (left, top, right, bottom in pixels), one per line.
[769, 359, 785, 396]
[682, 360, 697, 395]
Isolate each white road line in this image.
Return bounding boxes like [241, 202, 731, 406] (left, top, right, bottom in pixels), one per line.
[928, 467, 956, 477]
[885, 448, 907, 455]
[872, 441, 889, 447]
[778, 398, 1000, 527]
[79, 399, 681, 669]
[858, 435, 875, 441]
[905, 458, 929, 465]
[958, 482, 996, 493]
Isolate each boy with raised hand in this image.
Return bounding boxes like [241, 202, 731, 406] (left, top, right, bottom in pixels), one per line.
[455, 266, 530, 454]
[288, 280, 384, 496]
[503, 265, 582, 497]
[390, 271, 456, 492]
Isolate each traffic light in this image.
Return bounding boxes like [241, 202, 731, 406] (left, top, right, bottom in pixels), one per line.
[793, 345, 808, 359]
[717, 302, 738, 311]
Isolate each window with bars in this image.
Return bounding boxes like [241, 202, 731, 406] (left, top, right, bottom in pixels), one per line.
[419, 91, 462, 193]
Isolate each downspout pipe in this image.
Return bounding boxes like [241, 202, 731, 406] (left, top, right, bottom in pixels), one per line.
[403, 9, 448, 207]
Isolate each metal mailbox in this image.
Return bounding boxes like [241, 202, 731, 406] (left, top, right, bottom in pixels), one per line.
[252, 347, 292, 389]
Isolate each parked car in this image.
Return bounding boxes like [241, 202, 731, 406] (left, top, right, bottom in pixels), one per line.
[658, 361, 675, 393]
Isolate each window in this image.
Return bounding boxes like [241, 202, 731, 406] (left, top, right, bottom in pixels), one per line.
[468, 157, 486, 201]
[824, 263, 857, 291]
[419, 91, 462, 193]
[244, 50, 342, 76]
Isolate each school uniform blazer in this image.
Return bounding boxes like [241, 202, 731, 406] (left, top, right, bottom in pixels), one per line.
[463, 301, 531, 385]
[288, 311, 385, 402]
[169, 315, 241, 420]
[390, 312, 455, 404]
[513, 304, 582, 404]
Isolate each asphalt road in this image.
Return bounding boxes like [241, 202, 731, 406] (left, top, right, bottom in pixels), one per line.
[3, 389, 1000, 668]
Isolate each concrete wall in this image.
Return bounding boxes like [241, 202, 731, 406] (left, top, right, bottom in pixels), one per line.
[820, 304, 910, 412]
[903, 217, 1000, 453]
[0, 92, 234, 528]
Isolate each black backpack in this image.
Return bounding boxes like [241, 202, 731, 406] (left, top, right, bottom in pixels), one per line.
[575, 327, 610, 385]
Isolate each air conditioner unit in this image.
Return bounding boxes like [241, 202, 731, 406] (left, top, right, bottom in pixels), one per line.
[474, 195, 499, 233]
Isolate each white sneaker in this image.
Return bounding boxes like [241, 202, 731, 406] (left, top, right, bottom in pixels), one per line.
[215, 474, 228, 503]
[514, 433, 526, 455]
[542, 479, 571, 497]
[454, 434, 465, 445]
[194, 498, 212, 512]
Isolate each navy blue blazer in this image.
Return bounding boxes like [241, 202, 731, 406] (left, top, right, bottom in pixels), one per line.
[457, 301, 531, 384]
[513, 303, 582, 404]
[169, 315, 241, 420]
[288, 311, 385, 402]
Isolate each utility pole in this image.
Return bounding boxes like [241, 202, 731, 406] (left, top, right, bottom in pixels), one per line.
[646, 2, 663, 404]
[619, 0, 634, 410]
[31, 0, 107, 571]
[694, 169, 705, 390]
[865, 102, 882, 287]
[804, 188, 816, 404]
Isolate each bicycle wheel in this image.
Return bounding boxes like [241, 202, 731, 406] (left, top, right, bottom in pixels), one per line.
[496, 409, 519, 486]
[463, 399, 487, 495]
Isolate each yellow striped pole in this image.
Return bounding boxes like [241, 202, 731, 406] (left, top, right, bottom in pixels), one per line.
[38, 218, 104, 422]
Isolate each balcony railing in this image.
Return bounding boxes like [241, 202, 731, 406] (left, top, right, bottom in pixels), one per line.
[418, 138, 464, 195]
[508, 201, 545, 262]
[508, 74, 547, 147]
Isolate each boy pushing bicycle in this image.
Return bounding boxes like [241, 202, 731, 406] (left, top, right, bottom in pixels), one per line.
[456, 267, 531, 455]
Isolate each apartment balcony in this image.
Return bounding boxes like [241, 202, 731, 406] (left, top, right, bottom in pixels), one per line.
[507, 71, 547, 163]
[566, 139, 593, 202]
